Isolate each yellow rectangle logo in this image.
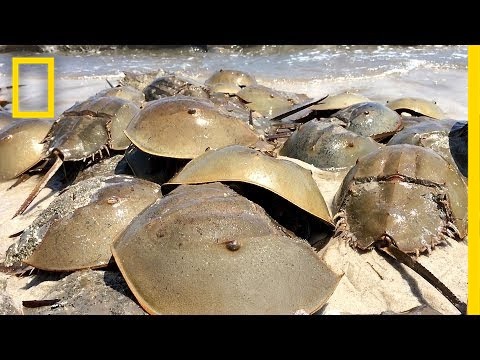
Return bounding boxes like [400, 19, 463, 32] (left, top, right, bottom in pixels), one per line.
[468, 45, 479, 315]
[11, 57, 55, 118]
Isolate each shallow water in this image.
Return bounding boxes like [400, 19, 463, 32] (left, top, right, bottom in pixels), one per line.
[0, 45, 468, 118]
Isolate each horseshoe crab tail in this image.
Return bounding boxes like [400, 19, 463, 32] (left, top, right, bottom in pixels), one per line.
[377, 239, 467, 315]
[12, 152, 64, 218]
[106, 79, 114, 88]
[267, 95, 329, 122]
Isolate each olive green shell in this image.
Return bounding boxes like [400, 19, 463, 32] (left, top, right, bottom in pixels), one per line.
[124, 96, 259, 159]
[0, 119, 53, 181]
[4, 175, 161, 270]
[66, 96, 141, 150]
[386, 97, 445, 119]
[333, 144, 467, 253]
[236, 85, 294, 117]
[331, 102, 403, 140]
[112, 183, 340, 314]
[279, 120, 382, 169]
[311, 91, 370, 111]
[387, 119, 467, 177]
[45, 114, 110, 161]
[94, 85, 145, 106]
[205, 69, 256, 94]
[164, 145, 333, 226]
[143, 75, 209, 101]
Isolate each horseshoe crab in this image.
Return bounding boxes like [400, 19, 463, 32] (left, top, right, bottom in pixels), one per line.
[330, 102, 403, 141]
[111, 182, 340, 314]
[94, 85, 145, 107]
[124, 96, 260, 159]
[387, 119, 467, 178]
[278, 120, 382, 170]
[65, 96, 141, 150]
[236, 85, 300, 118]
[310, 91, 370, 117]
[163, 145, 333, 239]
[0, 119, 53, 181]
[386, 97, 445, 119]
[332, 144, 467, 312]
[204, 69, 256, 95]
[14, 96, 141, 216]
[143, 75, 209, 101]
[5, 175, 161, 271]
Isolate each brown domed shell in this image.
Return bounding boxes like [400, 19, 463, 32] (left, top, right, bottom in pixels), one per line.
[0, 118, 53, 181]
[4, 175, 161, 270]
[112, 182, 340, 314]
[386, 97, 445, 119]
[124, 96, 259, 159]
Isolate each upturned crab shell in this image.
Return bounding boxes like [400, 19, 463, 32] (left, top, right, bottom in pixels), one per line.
[333, 144, 467, 255]
[112, 182, 340, 314]
[204, 69, 256, 94]
[386, 97, 445, 119]
[65, 96, 141, 150]
[163, 145, 333, 226]
[387, 119, 467, 178]
[124, 96, 259, 159]
[236, 85, 295, 117]
[310, 91, 370, 111]
[279, 120, 383, 170]
[331, 102, 403, 140]
[93, 85, 145, 107]
[0, 119, 53, 181]
[4, 175, 161, 270]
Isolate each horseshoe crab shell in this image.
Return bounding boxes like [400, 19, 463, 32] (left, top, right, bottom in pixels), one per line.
[94, 85, 145, 107]
[0, 119, 53, 181]
[387, 119, 467, 178]
[45, 114, 110, 161]
[333, 144, 467, 255]
[386, 97, 445, 119]
[204, 69, 256, 95]
[311, 91, 370, 112]
[124, 96, 259, 159]
[279, 120, 382, 170]
[236, 85, 295, 117]
[163, 145, 333, 226]
[65, 96, 141, 150]
[143, 75, 209, 101]
[331, 102, 403, 140]
[112, 182, 340, 314]
[4, 175, 161, 270]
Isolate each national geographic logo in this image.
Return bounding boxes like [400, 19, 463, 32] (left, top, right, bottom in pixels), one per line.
[11, 57, 54, 118]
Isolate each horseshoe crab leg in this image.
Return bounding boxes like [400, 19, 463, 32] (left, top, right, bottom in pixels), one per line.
[376, 235, 467, 315]
[13, 151, 64, 218]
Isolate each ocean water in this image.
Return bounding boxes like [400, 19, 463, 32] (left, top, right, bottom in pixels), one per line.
[0, 45, 468, 119]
